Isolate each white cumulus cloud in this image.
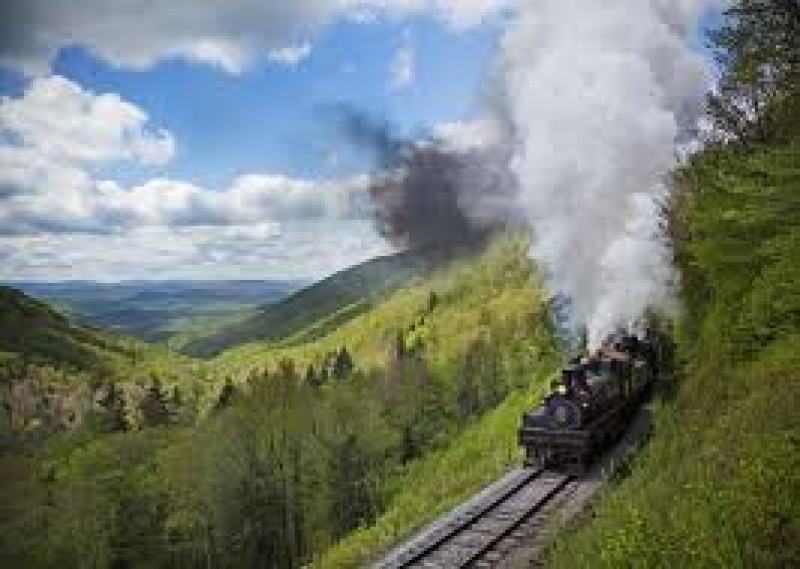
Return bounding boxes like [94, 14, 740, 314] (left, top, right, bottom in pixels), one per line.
[268, 43, 313, 67]
[432, 118, 504, 152]
[0, 0, 509, 74]
[0, 75, 388, 279]
[0, 75, 174, 166]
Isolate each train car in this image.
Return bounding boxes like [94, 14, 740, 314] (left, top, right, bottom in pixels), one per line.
[518, 334, 656, 473]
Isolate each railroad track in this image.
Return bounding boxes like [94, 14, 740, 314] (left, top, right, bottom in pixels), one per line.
[374, 468, 575, 569]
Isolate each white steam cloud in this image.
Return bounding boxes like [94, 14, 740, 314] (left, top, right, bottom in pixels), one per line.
[497, 0, 714, 347]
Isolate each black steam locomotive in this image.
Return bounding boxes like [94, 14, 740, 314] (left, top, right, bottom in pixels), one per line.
[518, 333, 657, 473]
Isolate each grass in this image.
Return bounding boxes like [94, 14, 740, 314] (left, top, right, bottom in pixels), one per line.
[312, 366, 556, 568]
[547, 138, 800, 568]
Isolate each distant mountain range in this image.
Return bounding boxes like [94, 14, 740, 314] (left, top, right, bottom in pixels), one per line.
[5, 248, 465, 358]
[6, 279, 306, 344]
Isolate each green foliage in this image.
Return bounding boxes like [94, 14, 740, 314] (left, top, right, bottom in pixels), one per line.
[96, 382, 128, 433]
[0, 286, 127, 376]
[707, 0, 800, 144]
[0, 234, 559, 568]
[548, 135, 800, 566]
[0, 429, 178, 568]
[0, 286, 209, 439]
[312, 369, 555, 568]
[139, 378, 172, 428]
[211, 236, 552, 378]
[181, 248, 441, 357]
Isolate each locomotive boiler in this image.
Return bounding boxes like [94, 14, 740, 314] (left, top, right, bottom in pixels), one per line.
[518, 334, 656, 473]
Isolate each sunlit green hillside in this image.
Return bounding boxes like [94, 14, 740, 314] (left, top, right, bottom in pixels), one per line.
[0, 234, 560, 568]
[0, 286, 190, 377]
[181, 248, 444, 357]
[548, 133, 800, 569]
[0, 286, 203, 440]
[1, 285, 129, 374]
[211, 237, 553, 376]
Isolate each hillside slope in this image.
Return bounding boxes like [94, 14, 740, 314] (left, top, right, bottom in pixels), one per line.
[181, 248, 442, 357]
[0, 285, 138, 375]
[548, 137, 800, 567]
[0, 286, 201, 438]
[0, 235, 560, 569]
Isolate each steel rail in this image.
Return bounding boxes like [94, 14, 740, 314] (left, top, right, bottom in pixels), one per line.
[387, 468, 545, 568]
[459, 474, 572, 568]
[388, 469, 572, 569]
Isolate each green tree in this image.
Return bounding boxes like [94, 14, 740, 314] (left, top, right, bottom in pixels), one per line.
[708, 0, 800, 143]
[332, 347, 354, 380]
[213, 377, 237, 413]
[304, 364, 321, 387]
[427, 290, 439, 312]
[97, 381, 127, 432]
[139, 378, 170, 427]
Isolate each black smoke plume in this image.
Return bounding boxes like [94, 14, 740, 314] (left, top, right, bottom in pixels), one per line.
[329, 107, 518, 254]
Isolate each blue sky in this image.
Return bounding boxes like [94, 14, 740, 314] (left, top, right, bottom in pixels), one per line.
[9, 17, 499, 189]
[0, 0, 719, 282]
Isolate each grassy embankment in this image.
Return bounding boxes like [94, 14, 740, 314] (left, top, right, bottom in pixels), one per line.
[548, 138, 799, 567]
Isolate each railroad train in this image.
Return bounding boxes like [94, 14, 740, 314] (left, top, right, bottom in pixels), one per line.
[518, 333, 657, 473]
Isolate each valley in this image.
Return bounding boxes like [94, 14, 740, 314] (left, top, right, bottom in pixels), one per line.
[0, 235, 563, 568]
[10, 279, 306, 346]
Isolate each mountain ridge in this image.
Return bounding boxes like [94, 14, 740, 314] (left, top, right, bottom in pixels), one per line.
[180, 248, 451, 357]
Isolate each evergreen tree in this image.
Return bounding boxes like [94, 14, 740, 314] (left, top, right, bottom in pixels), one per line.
[97, 382, 127, 432]
[331, 434, 374, 535]
[427, 290, 439, 312]
[304, 364, 322, 387]
[400, 424, 418, 464]
[213, 377, 237, 413]
[456, 363, 480, 420]
[393, 330, 406, 360]
[139, 377, 170, 427]
[276, 358, 299, 385]
[332, 347, 354, 380]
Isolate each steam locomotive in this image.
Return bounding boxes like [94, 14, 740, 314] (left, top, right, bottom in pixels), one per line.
[518, 333, 657, 473]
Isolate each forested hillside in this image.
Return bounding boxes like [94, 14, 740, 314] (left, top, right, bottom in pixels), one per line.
[0, 235, 560, 568]
[549, 4, 800, 566]
[181, 248, 441, 357]
[0, 286, 202, 442]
